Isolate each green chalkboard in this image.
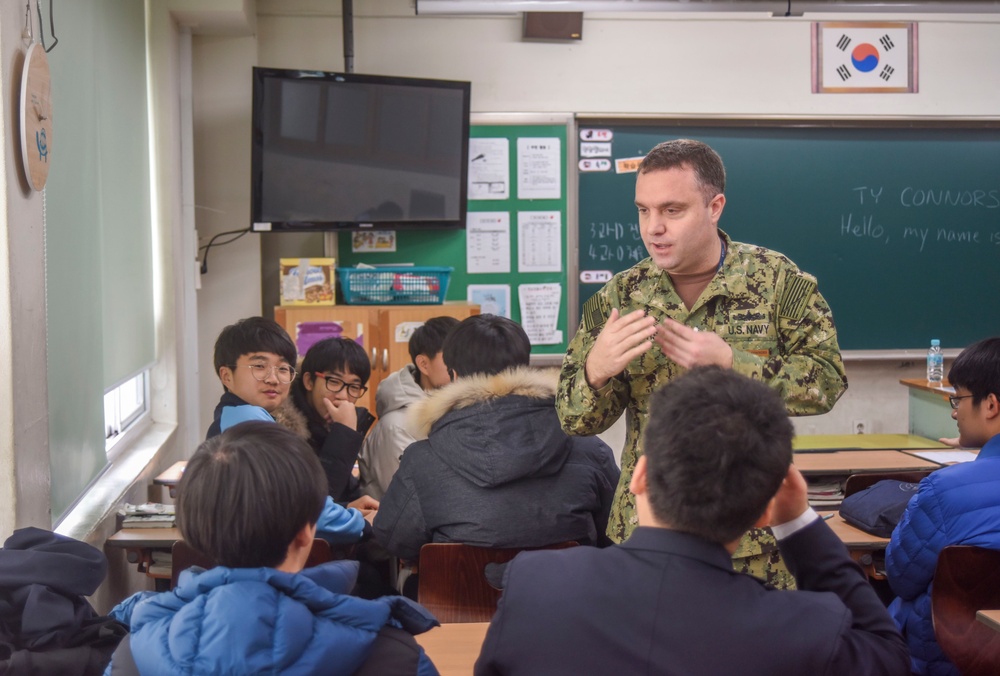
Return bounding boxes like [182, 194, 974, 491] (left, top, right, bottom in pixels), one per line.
[340, 121, 569, 354]
[577, 122, 1000, 351]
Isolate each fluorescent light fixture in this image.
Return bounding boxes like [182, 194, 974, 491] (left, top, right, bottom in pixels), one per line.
[417, 0, 1000, 14]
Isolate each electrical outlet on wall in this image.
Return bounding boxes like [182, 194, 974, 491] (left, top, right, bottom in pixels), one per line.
[852, 419, 870, 435]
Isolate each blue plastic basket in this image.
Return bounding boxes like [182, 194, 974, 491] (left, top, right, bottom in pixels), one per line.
[338, 266, 453, 305]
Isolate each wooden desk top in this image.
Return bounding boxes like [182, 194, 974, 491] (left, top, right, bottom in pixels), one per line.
[977, 609, 1000, 633]
[415, 622, 489, 676]
[793, 434, 948, 451]
[106, 527, 181, 549]
[154, 461, 187, 487]
[795, 450, 941, 476]
[899, 378, 953, 399]
[818, 511, 890, 549]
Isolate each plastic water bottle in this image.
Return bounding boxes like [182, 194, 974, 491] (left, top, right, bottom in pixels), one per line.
[927, 339, 944, 386]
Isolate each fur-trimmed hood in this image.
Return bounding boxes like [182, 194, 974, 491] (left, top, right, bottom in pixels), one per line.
[409, 367, 559, 437]
[272, 399, 310, 440]
[405, 367, 570, 489]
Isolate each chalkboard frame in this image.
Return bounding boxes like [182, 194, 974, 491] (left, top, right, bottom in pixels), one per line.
[571, 116, 1000, 354]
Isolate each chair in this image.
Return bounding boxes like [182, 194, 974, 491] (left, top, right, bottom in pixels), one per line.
[417, 542, 578, 623]
[843, 470, 933, 498]
[170, 538, 335, 589]
[932, 545, 1000, 676]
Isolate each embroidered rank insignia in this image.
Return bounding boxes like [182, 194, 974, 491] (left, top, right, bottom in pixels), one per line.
[779, 274, 816, 321]
[582, 294, 609, 332]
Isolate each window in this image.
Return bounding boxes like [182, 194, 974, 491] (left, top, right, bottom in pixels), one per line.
[104, 370, 150, 457]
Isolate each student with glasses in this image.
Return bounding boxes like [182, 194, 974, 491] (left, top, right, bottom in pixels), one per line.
[886, 336, 1000, 675]
[207, 317, 369, 546]
[283, 337, 377, 506]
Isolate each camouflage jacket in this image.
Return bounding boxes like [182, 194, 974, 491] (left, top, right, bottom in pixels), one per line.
[556, 230, 848, 556]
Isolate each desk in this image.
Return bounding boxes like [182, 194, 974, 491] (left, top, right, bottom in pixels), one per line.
[106, 527, 180, 589]
[154, 460, 187, 498]
[795, 450, 941, 476]
[793, 433, 948, 451]
[819, 511, 890, 580]
[900, 378, 957, 441]
[415, 622, 489, 676]
[978, 610, 1000, 633]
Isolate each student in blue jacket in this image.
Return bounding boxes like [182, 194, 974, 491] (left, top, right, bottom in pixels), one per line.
[886, 335, 1000, 676]
[205, 316, 372, 543]
[107, 422, 439, 676]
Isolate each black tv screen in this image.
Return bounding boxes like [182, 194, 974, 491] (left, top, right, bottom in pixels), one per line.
[251, 68, 471, 232]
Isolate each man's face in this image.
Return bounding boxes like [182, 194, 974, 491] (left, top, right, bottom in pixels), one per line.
[219, 352, 293, 413]
[635, 165, 726, 274]
[952, 386, 990, 448]
[422, 351, 452, 390]
[304, 369, 365, 422]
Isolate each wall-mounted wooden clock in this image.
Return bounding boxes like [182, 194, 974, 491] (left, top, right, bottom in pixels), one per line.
[20, 43, 52, 191]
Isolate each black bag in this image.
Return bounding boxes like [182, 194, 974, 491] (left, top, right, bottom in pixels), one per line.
[838, 479, 921, 538]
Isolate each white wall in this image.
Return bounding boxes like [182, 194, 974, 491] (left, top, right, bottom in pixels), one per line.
[191, 0, 994, 437]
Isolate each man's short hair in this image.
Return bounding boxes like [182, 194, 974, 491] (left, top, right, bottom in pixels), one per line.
[442, 314, 531, 378]
[643, 366, 793, 544]
[409, 316, 460, 366]
[948, 336, 1000, 406]
[176, 421, 327, 569]
[638, 138, 726, 204]
[213, 317, 297, 376]
[297, 337, 371, 385]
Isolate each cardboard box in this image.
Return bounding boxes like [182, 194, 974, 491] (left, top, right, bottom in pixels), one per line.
[280, 258, 336, 306]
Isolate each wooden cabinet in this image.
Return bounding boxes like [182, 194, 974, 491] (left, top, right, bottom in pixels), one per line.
[274, 302, 479, 411]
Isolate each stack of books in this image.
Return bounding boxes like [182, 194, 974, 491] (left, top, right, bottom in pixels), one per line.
[806, 479, 845, 508]
[119, 502, 176, 529]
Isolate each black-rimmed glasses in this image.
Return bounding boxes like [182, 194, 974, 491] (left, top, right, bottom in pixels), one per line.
[949, 394, 974, 410]
[316, 372, 368, 398]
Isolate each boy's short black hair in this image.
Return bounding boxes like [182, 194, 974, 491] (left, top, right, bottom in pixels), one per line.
[442, 314, 531, 378]
[948, 336, 1000, 405]
[290, 337, 371, 438]
[643, 366, 793, 545]
[296, 337, 371, 385]
[213, 317, 297, 376]
[176, 421, 327, 568]
[409, 316, 460, 366]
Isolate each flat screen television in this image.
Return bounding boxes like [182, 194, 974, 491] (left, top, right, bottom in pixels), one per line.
[251, 67, 471, 232]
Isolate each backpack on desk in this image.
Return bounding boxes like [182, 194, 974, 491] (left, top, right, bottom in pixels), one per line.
[838, 479, 921, 538]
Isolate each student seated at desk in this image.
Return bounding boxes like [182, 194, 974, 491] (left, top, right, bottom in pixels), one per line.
[373, 315, 618, 573]
[475, 367, 908, 676]
[106, 422, 440, 676]
[205, 316, 372, 545]
[886, 336, 1000, 676]
[359, 316, 459, 500]
[279, 337, 376, 503]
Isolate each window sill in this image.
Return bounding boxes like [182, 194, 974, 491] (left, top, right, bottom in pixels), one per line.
[55, 421, 179, 543]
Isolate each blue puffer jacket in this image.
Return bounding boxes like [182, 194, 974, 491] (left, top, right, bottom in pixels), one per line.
[885, 434, 1000, 676]
[111, 560, 439, 675]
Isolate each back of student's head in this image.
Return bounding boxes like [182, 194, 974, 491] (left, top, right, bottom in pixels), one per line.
[948, 336, 1000, 404]
[409, 316, 460, 366]
[442, 314, 531, 378]
[643, 366, 793, 545]
[176, 421, 327, 568]
[213, 317, 297, 378]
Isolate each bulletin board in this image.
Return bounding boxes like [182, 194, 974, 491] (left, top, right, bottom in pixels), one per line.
[338, 114, 571, 356]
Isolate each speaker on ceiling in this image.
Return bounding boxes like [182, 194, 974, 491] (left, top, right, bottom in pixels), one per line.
[522, 12, 583, 41]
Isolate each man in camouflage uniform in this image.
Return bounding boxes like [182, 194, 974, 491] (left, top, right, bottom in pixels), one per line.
[557, 139, 847, 588]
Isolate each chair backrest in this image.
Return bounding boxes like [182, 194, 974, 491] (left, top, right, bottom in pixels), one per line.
[843, 470, 933, 498]
[417, 541, 578, 623]
[932, 545, 1000, 676]
[170, 537, 337, 589]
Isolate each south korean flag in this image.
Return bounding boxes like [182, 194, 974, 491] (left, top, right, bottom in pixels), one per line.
[814, 22, 916, 93]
